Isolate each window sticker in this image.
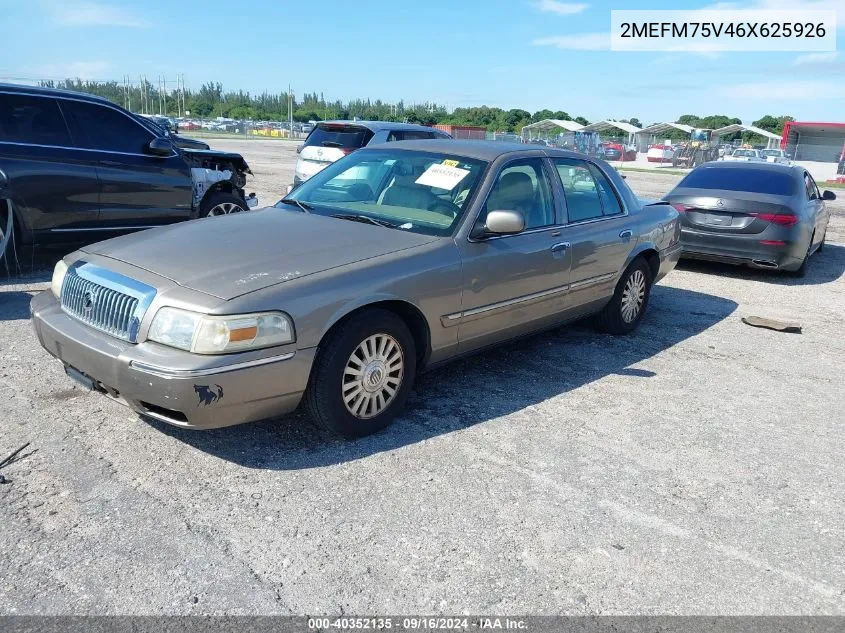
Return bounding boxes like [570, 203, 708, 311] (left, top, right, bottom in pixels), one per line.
[415, 164, 470, 190]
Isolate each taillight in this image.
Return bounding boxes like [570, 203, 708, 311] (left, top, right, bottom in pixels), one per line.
[760, 240, 786, 245]
[671, 203, 687, 213]
[752, 213, 798, 226]
[340, 147, 356, 156]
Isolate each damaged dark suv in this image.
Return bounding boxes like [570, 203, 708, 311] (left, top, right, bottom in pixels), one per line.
[0, 83, 256, 258]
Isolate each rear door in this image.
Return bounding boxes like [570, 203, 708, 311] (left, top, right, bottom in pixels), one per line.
[805, 172, 828, 249]
[295, 123, 374, 183]
[552, 158, 634, 306]
[0, 91, 100, 235]
[60, 99, 192, 229]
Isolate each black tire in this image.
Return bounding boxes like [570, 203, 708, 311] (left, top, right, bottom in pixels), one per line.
[199, 192, 247, 218]
[789, 232, 814, 278]
[817, 229, 826, 253]
[305, 309, 416, 438]
[596, 258, 653, 335]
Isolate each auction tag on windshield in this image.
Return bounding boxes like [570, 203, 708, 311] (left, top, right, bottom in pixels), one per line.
[416, 164, 469, 190]
[442, 159, 460, 167]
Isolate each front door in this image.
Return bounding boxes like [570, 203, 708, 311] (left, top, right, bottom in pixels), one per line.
[552, 158, 636, 306]
[60, 99, 192, 229]
[455, 158, 571, 353]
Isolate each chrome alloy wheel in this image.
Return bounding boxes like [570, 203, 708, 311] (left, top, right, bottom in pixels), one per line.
[620, 269, 646, 323]
[342, 333, 404, 419]
[207, 202, 243, 216]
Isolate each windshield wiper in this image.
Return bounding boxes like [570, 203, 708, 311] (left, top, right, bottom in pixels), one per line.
[330, 213, 398, 229]
[278, 198, 313, 213]
[321, 141, 343, 148]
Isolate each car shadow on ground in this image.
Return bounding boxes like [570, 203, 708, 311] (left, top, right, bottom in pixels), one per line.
[148, 285, 738, 469]
[0, 248, 58, 322]
[677, 243, 845, 286]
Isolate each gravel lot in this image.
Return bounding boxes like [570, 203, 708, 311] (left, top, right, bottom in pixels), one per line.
[1, 139, 843, 615]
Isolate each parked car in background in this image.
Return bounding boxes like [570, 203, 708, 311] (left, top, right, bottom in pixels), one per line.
[646, 144, 674, 163]
[724, 148, 764, 162]
[603, 142, 637, 162]
[33, 140, 681, 438]
[718, 144, 734, 157]
[134, 113, 211, 150]
[664, 162, 833, 276]
[292, 121, 452, 188]
[760, 148, 792, 165]
[0, 83, 256, 260]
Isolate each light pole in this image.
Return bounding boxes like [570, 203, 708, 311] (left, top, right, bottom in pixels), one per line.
[288, 85, 294, 138]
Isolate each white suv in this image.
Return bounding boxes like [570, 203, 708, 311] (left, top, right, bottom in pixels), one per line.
[292, 121, 452, 188]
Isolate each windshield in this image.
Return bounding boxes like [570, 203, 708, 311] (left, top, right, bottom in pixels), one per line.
[760, 150, 781, 157]
[280, 149, 488, 236]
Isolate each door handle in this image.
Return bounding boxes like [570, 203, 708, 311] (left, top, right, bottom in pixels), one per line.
[619, 229, 633, 240]
[99, 160, 123, 167]
[550, 241, 570, 255]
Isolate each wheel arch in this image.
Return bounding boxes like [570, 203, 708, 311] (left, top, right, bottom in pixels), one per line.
[318, 296, 432, 370]
[622, 242, 660, 281]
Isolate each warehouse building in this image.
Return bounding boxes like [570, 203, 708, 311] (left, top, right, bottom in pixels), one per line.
[781, 122, 845, 162]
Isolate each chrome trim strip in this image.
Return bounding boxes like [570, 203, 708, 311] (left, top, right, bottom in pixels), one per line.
[441, 283, 570, 327]
[48, 226, 160, 232]
[130, 352, 296, 378]
[569, 272, 616, 291]
[0, 139, 177, 159]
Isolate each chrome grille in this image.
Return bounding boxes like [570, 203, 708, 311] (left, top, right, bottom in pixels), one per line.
[59, 264, 156, 343]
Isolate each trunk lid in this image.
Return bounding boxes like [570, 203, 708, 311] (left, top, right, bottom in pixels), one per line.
[668, 188, 796, 234]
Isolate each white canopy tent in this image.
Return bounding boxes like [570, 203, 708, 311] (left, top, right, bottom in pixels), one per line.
[634, 122, 694, 151]
[520, 119, 584, 141]
[711, 123, 781, 149]
[581, 120, 642, 146]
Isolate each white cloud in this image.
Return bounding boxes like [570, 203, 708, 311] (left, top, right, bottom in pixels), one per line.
[532, 32, 609, 50]
[719, 80, 845, 100]
[31, 61, 112, 80]
[45, 1, 148, 27]
[792, 51, 839, 66]
[535, 0, 589, 15]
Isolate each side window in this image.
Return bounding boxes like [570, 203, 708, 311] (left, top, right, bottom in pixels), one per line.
[807, 173, 821, 200]
[553, 158, 604, 223]
[61, 100, 154, 154]
[588, 164, 624, 216]
[481, 158, 555, 230]
[387, 131, 435, 142]
[804, 173, 817, 200]
[0, 94, 71, 146]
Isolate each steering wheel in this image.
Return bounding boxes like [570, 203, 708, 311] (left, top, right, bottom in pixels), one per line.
[429, 200, 460, 218]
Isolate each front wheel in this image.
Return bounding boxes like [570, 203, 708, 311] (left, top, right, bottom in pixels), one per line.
[305, 309, 416, 438]
[596, 258, 653, 334]
[199, 192, 248, 218]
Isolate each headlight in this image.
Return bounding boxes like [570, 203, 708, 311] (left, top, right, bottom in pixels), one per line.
[147, 307, 294, 354]
[51, 259, 68, 298]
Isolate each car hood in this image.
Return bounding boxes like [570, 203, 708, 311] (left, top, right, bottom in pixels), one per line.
[83, 208, 439, 300]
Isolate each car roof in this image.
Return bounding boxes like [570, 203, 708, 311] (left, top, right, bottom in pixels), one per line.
[318, 120, 445, 133]
[0, 81, 113, 105]
[359, 138, 594, 161]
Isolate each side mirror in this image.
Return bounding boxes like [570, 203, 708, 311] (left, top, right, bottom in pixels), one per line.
[146, 137, 173, 156]
[481, 210, 525, 237]
[822, 190, 837, 201]
[296, 144, 304, 154]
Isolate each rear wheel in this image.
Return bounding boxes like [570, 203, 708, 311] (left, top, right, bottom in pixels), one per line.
[199, 192, 247, 218]
[596, 258, 653, 335]
[305, 309, 416, 438]
[0, 199, 13, 262]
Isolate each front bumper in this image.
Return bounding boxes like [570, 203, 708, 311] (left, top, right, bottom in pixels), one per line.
[680, 227, 804, 271]
[30, 291, 315, 429]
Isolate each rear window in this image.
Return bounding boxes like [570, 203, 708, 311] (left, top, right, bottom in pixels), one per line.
[304, 124, 374, 150]
[678, 167, 796, 196]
